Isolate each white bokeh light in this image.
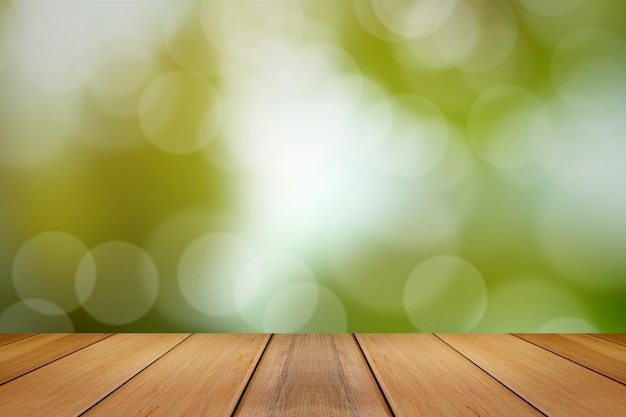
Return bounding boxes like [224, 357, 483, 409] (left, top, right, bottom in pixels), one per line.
[165, 0, 235, 76]
[298, 286, 349, 333]
[354, 0, 413, 42]
[434, 1, 517, 72]
[146, 209, 256, 331]
[0, 300, 74, 332]
[263, 282, 319, 333]
[531, 96, 615, 178]
[372, 0, 457, 39]
[368, 94, 449, 178]
[139, 71, 223, 154]
[404, 255, 487, 332]
[202, 0, 303, 63]
[87, 30, 159, 123]
[468, 85, 544, 169]
[178, 233, 259, 317]
[537, 317, 599, 333]
[328, 234, 433, 316]
[538, 182, 626, 290]
[76, 241, 159, 325]
[476, 277, 591, 332]
[236, 252, 317, 331]
[552, 27, 626, 108]
[12, 232, 93, 314]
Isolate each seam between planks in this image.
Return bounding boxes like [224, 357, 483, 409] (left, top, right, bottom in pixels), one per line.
[352, 334, 396, 417]
[433, 334, 548, 417]
[230, 333, 274, 417]
[512, 334, 626, 387]
[590, 334, 626, 348]
[77, 333, 193, 417]
[0, 333, 39, 348]
[0, 333, 116, 387]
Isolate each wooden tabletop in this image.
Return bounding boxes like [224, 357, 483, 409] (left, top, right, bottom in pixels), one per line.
[0, 333, 624, 416]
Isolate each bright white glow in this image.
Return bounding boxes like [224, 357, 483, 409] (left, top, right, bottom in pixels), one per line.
[5, 1, 99, 92]
[218, 41, 457, 251]
[219, 44, 382, 247]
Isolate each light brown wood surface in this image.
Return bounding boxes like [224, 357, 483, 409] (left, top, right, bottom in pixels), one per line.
[439, 333, 626, 417]
[1, 333, 624, 416]
[357, 333, 543, 416]
[0, 333, 188, 416]
[83, 333, 269, 416]
[0, 333, 110, 385]
[517, 333, 626, 384]
[594, 333, 626, 347]
[0, 333, 34, 347]
[234, 334, 392, 417]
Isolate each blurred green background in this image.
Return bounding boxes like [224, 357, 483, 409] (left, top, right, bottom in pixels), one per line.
[1, 0, 625, 333]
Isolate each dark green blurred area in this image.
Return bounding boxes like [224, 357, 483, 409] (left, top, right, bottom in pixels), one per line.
[1, 0, 625, 333]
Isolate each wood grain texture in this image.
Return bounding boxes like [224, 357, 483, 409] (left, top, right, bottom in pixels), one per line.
[0, 333, 34, 347]
[0, 333, 110, 385]
[517, 333, 626, 384]
[234, 334, 392, 417]
[440, 333, 626, 417]
[593, 333, 626, 347]
[83, 334, 269, 417]
[356, 333, 543, 417]
[0, 333, 188, 417]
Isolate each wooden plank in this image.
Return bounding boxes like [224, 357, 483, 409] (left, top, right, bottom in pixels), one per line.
[517, 334, 626, 384]
[83, 334, 269, 416]
[0, 333, 110, 385]
[0, 333, 35, 347]
[233, 334, 392, 417]
[593, 333, 626, 347]
[0, 333, 188, 417]
[356, 334, 543, 417]
[439, 333, 626, 417]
